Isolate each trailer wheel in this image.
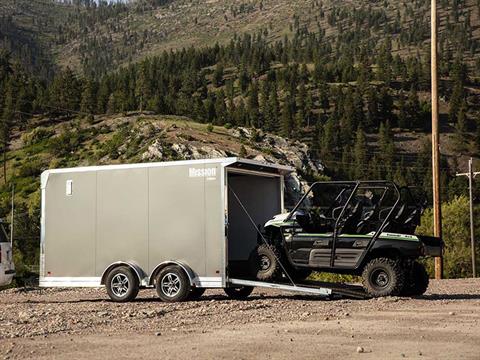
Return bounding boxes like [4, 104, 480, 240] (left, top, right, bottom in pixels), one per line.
[155, 265, 191, 302]
[362, 257, 405, 297]
[189, 287, 206, 301]
[401, 261, 429, 296]
[224, 286, 254, 300]
[105, 266, 139, 302]
[249, 244, 281, 281]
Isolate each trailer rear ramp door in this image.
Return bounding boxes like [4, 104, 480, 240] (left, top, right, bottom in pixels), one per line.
[229, 278, 368, 299]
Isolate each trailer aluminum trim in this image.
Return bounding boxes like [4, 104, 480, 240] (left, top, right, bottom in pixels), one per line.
[40, 277, 102, 287]
[195, 276, 223, 287]
[229, 278, 332, 297]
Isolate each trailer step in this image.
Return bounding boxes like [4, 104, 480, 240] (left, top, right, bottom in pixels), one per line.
[229, 278, 332, 297]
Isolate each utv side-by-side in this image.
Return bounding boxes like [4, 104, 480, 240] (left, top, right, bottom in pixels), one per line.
[249, 181, 442, 297]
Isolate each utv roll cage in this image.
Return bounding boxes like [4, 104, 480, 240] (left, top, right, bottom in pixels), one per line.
[283, 180, 423, 268]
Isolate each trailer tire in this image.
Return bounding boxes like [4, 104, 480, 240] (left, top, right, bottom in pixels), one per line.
[249, 244, 281, 281]
[362, 257, 405, 297]
[105, 266, 139, 302]
[155, 265, 191, 302]
[224, 286, 254, 300]
[401, 261, 429, 296]
[189, 287, 206, 300]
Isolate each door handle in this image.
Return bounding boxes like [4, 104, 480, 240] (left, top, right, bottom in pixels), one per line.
[313, 239, 329, 246]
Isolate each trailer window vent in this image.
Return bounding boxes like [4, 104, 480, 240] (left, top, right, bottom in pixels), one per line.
[66, 180, 73, 196]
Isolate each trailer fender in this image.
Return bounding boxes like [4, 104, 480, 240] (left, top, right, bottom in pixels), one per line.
[101, 261, 147, 287]
[148, 261, 196, 287]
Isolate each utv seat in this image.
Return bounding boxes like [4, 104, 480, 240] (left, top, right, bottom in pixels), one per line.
[296, 211, 334, 233]
[339, 201, 363, 235]
[356, 205, 379, 234]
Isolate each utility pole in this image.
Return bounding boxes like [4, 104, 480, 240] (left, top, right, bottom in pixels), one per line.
[10, 184, 14, 247]
[431, 0, 443, 279]
[456, 158, 479, 278]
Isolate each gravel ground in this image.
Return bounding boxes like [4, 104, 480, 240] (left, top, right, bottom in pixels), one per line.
[0, 279, 479, 359]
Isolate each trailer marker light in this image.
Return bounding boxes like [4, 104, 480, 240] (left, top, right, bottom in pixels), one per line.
[66, 180, 73, 196]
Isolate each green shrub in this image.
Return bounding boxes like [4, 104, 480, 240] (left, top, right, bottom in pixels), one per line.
[48, 130, 82, 157]
[21, 127, 54, 146]
[206, 123, 214, 132]
[309, 272, 359, 283]
[18, 158, 45, 178]
[417, 196, 480, 278]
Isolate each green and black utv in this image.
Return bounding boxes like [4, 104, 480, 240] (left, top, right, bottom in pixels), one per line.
[249, 181, 442, 297]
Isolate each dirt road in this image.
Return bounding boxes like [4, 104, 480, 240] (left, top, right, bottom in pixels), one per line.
[1, 279, 479, 359]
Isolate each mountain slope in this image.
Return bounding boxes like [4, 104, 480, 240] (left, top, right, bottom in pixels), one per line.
[3, 0, 480, 77]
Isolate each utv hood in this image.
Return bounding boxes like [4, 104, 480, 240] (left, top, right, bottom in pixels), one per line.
[264, 213, 291, 228]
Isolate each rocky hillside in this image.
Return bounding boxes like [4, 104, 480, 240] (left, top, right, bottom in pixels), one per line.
[6, 113, 322, 203]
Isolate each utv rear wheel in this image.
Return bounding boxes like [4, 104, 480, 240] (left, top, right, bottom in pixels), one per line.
[249, 245, 281, 281]
[224, 286, 254, 299]
[105, 266, 139, 302]
[362, 258, 405, 297]
[155, 265, 191, 302]
[402, 261, 429, 296]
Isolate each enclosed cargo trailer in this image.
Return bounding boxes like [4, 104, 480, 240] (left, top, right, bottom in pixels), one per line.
[40, 158, 333, 302]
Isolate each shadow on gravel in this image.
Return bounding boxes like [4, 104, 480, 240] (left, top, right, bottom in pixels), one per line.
[417, 294, 480, 301]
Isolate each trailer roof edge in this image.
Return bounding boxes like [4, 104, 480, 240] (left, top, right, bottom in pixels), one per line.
[40, 157, 295, 176]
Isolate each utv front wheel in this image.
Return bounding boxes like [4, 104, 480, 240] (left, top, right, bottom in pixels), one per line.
[249, 244, 281, 281]
[362, 258, 405, 297]
[401, 261, 429, 296]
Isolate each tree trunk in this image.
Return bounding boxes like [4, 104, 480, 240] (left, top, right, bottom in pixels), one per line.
[3, 145, 6, 185]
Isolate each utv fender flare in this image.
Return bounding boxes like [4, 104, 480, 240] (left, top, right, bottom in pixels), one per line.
[148, 261, 196, 287]
[101, 261, 147, 286]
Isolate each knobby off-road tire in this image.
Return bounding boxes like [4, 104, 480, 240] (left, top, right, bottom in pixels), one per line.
[401, 261, 429, 296]
[155, 265, 191, 302]
[249, 244, 281, 281]
[362, 258, 406, 297]
[224, 286, 254, 299]
[105, 266, 139, 303]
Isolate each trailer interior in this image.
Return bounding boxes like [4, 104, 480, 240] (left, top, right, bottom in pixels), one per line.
[226, 164, 284, 278]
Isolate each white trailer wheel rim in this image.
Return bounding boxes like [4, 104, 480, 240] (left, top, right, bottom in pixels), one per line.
[111, 274, 129, 297]
[161, 273, 182, 297]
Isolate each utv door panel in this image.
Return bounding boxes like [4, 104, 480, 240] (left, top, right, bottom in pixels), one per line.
[288, 233, 332, 265]
[332, 248, 364, 267]
[309, 249, 331, 267]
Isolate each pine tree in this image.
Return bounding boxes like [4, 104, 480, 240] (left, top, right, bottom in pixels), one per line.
[80, 78, 97, 115]
[0, 84, 13, 184]
[318, 81, 329, 115]
[281, 97, 294, 138]
[213, 63, 224, 87]
[247, 81, 260, 128]
[265, 85, 280, 132]
[238, 65, 250, 93]
[214, 90, 227, 125]
[353, 126, 367, 179]
[397, 91, 407, 129]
